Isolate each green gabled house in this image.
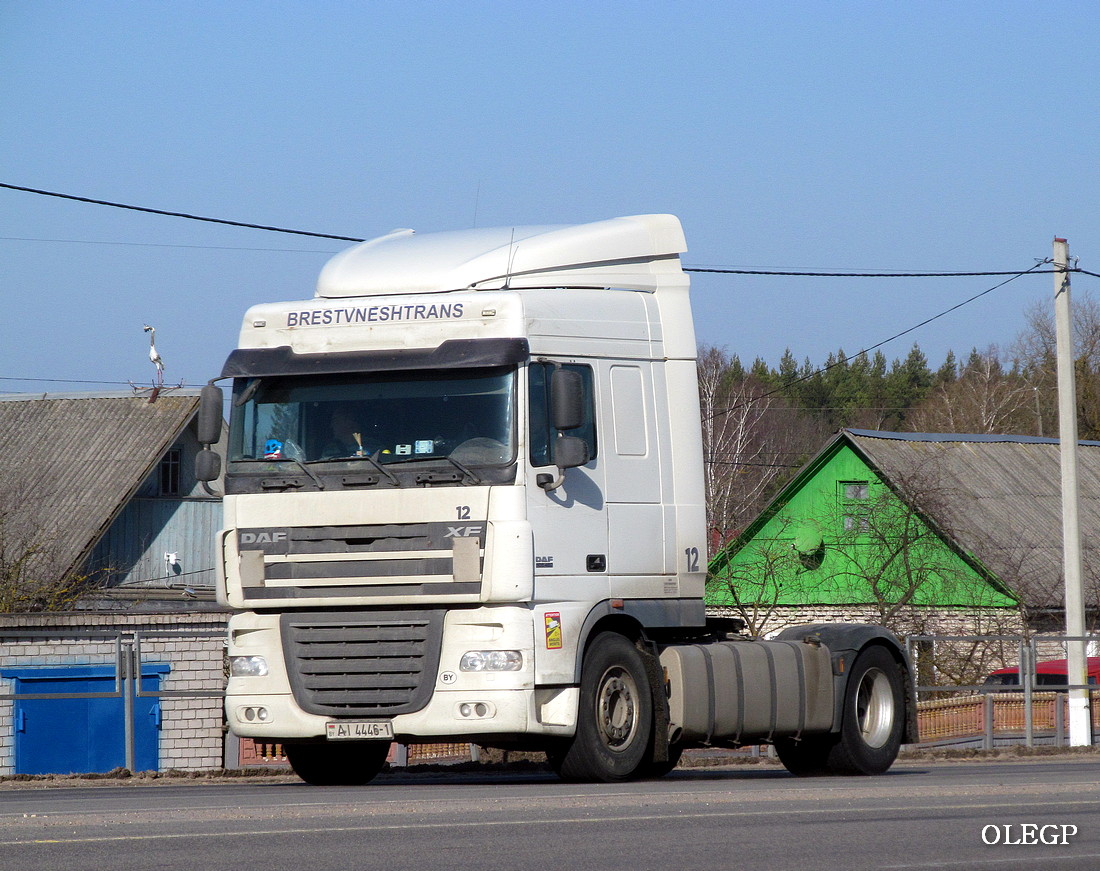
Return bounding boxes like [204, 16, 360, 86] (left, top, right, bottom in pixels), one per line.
[706, 429, 1100, 640]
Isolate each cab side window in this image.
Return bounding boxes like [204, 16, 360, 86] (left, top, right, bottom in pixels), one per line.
[528, 362, 597, 467]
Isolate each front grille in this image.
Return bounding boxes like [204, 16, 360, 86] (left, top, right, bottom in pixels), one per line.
[281, 609, 445, 717]
[238, 522, 485, 601]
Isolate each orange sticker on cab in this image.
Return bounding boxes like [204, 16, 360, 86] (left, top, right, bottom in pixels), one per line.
[544, 612, 562, 649]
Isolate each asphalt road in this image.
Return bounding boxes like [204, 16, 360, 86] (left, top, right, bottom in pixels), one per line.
[2, 758, 1099, 871]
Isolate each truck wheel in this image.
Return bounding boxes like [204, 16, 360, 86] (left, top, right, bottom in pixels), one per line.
[828, 644, 905, 775]
[552, 632, 653, 783]
[285, 742, 389, 786]
[775, 734, 837, 777]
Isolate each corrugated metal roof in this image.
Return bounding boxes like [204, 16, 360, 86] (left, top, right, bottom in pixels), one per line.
[846, 430, 1100, 608]
[0, 391, 200, 583]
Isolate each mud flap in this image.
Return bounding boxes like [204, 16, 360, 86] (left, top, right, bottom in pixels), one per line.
[639, 639, 670, 764]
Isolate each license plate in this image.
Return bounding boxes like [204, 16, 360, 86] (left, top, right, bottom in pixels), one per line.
[326, 720, 394, 740]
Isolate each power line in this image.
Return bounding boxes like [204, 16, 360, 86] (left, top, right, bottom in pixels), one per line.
[3, 181, 1091, 399]
[0, 256, 1059, 392]
[6, 182, 1097, 280]
[0, 182, 366, 242]
[0, 375, 135, 387]
[707, 459, 802, 469]
[705, 261, 1052, 421]
[116, 566, 216, 586]
[686, 266, 1063, 278]
[0, 235, 338, 254]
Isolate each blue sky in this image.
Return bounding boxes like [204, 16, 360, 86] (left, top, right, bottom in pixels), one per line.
[3, 2, 1099, 393]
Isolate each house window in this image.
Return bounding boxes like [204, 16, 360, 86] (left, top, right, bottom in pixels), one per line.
[158, 448, 182, 496]
[840, 480, 870, 531]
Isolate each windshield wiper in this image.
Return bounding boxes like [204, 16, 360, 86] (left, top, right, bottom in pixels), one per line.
[235, 454, 325, 490]
[382, 452, 486, 485]
[286, 457, 325, 490]
[341, 450, 400, 486]
[443, 455, 484, 485]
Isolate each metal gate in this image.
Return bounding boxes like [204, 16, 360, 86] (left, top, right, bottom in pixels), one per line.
[0, 627, 226, 776]
[4, 663, 169, 774]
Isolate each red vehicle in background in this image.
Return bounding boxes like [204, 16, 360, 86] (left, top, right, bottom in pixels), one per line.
[982, 657, 1100, 689]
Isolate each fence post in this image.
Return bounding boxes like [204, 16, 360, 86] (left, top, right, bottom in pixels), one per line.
[121, 636, 136, 773]
[983, 693, 994, 750]
[1055, 693, 1066, 746]
[1022, 639, 1034, 748]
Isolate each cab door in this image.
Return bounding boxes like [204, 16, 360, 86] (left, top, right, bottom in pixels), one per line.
[524, 360, 609, 604]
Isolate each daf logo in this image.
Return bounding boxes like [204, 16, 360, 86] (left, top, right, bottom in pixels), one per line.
[444, 526, 484, 538]
[239, 531, 288, 545]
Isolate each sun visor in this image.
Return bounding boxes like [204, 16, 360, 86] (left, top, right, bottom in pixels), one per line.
[221, 337, 529, 378]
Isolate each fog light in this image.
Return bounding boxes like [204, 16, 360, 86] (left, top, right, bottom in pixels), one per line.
[459, 650, 522, 672]
[455, 701, 496, 719]
[240, 706, 272, 724]
[230, 655, 269, 677]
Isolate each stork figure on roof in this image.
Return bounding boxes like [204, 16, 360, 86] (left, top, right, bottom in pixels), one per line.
[144, 324, 164, 388]
[130, 323, 183, 402]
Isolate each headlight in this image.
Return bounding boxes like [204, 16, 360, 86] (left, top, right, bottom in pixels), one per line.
[229, 655, 269, 677]
[459, 650, 523, 672]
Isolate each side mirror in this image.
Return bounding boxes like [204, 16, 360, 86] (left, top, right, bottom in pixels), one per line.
[195, 448, 222, 482]
[553, 435, 590, 470]
[195, 448, 221, 483]
[197, 384, 224, 446]
[551, 369, 584, 431]
[538, 436, 590, 492]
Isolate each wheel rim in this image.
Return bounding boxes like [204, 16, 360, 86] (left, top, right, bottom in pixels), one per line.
[596, 665, 639, 751]
[855, 666, 895, 748]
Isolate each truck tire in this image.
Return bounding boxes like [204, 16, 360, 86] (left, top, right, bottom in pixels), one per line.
[777, 644, 905, 777]
[831, 644, 905, 774]
[552, 632, 654, 783]
[285, 741, 389, 786]
[774, 733, 837, 777]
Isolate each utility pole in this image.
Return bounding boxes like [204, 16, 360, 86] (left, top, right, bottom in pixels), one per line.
[1053, 236, 1092, 746]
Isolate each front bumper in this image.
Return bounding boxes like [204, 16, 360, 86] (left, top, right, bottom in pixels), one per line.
[225, 607, 578, 741]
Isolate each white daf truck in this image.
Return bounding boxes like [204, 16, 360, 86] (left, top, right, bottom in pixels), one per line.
[196, 214, 917, 784]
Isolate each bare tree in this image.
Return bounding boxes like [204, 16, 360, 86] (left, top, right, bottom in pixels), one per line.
[0, 487, 101, 612]
[908, 346, 1037, 435]
[705, 515, 806, 636]
[1012, 289, 1100, 439]
[697, 346, 827, 555]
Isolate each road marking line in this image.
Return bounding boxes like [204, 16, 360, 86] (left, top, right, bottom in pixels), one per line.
[4, 798, 1100, 847]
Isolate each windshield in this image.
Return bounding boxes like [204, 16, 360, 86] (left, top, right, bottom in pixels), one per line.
[228, 366, 515, 467]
